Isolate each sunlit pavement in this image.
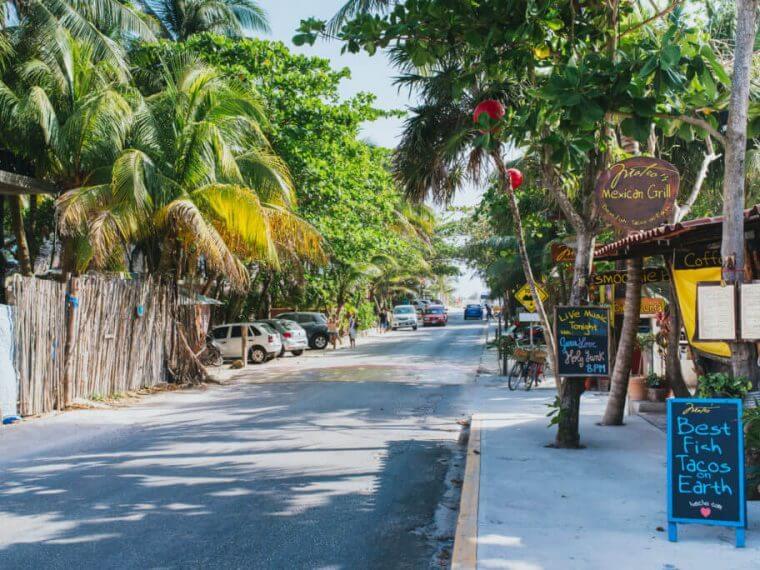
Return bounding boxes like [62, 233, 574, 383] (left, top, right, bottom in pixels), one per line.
[0, 312, 487, 569]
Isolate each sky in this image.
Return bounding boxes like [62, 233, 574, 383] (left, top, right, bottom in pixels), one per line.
[257, 0, 487, 301]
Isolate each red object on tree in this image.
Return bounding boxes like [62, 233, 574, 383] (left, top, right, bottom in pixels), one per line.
[473, 99, 505, 125]
[506, 168, 524, 189]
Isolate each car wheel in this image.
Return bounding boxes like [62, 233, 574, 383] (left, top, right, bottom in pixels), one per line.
[291, 349, 304, 357]
[412, 325, 418, 331]
[248, 346, 266, 364]
[312, 333, 328, 350]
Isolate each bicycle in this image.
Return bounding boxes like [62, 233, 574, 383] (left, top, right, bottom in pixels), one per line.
[508, 346, 547, 391]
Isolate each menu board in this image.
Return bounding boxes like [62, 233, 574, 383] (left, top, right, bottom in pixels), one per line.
[555, 306, 610, 377]
[667, 399, 745, 530]
[696, 282, 737, 341]
[739, 282, 760, 340]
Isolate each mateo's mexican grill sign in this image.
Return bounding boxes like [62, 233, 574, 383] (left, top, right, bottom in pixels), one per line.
[595, 157, 680, 231]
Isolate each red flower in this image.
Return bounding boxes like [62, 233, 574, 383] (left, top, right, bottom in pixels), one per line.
[473, 99, 505, 126]
[506, 168, 524, 189]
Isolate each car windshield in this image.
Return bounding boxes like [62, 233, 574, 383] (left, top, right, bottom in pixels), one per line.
[278, 320, 301, 330]
[394, 306, 414, 314]
[426, 308, 444, 314]
[467, 304, 481, 309]
[257, 323, 277, 334]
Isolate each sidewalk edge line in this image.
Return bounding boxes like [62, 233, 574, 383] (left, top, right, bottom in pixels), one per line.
[452, 413, 482, 569]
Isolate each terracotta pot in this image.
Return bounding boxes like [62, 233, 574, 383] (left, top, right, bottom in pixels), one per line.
[628, 375, 647, 401]
[647, 387, 669, 402]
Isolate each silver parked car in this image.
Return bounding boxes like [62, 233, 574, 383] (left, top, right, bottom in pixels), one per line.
[211, 323, 283, 364]
[257, 319, 308, 357]
[392, 305, 418, 330]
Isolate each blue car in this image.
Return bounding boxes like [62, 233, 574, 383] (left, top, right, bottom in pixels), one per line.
[464, 304, 484, 320]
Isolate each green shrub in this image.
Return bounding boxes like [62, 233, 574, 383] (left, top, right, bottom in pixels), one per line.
[645, 372, 665, 388]
[696, 372, 752, 399]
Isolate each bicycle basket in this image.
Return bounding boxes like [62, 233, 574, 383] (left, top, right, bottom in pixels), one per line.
[530, 349, 548, 364]
[513, 347, 530, 362]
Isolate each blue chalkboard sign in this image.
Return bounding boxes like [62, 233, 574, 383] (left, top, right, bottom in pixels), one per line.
[667, 398, 747, 547]
[554, 306, 611, 377]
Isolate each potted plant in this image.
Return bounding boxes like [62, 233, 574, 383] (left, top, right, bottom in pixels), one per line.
[646, 373, 668, 402]
[628, 373, 647, 401]
[696, 372, 752, 399]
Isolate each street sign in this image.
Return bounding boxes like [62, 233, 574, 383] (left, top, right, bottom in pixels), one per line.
[514, 283, 548, 312]
[667, 399, 746, 547]
[518, 312, 540, 322]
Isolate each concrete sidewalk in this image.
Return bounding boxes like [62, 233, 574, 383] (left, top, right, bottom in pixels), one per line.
[457, 365, 760, 569]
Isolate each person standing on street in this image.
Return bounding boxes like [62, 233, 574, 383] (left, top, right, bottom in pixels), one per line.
[486, 304, 493, 320]
[328, 313, 339, 349]
[348, 314, 358, 348]
[379, 307, 388, 333]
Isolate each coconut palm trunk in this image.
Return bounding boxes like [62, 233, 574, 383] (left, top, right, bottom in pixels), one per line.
[665, 279, 690, 397]
[602, 257, 643, 425]
[9, 195, 32, 276]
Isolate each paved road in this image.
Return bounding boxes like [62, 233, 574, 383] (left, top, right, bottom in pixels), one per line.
[0, 312, 487, 569]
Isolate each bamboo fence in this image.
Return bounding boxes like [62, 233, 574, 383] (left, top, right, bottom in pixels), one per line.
[9, 274, 204, 416]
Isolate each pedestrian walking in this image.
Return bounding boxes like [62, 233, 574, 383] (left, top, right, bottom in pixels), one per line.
[486, 303, 493, 320]
[348, 314, 358, 348]
[379, 307, 388, 333]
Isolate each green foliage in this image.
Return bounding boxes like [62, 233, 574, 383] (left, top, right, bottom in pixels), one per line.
[546, 395, 565, 428]
[697, 373, 752, 399]
[645, 373, 666, 389]
[355, 301, 376, 331]
[135, 34, 444, 307]
[744, 403, 760, 451]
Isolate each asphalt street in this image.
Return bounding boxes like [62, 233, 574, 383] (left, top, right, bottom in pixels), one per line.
[0, 312, 487, 569]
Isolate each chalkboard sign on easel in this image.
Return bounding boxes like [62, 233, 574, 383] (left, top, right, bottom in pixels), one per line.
[667, 399, 747, 547]
[554, 306, 610, 377]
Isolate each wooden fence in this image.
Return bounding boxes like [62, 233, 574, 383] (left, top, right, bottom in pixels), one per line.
[8, 274, 203, 416]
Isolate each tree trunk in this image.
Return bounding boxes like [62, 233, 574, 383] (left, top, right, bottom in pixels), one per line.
[491, 151, 557, 373]
[9, 195, 32, 276]
[720, 0, 759, 383]
[665, 277, 690, 397]
[602, 257, 643, 425]
[555, 229, 595, 448]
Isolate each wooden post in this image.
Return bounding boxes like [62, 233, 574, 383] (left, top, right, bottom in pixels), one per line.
[62, 276, 79, 408]
[241, 324, 248, 368]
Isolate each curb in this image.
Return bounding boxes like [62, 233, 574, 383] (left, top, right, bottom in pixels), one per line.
[452, 414, 482, 570]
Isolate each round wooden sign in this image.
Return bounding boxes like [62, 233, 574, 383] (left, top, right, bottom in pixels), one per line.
[595, 157, 680, 232]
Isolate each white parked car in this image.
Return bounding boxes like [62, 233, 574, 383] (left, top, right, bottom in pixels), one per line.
[392, 305, 418, 330]
[211, 322, 283, 364]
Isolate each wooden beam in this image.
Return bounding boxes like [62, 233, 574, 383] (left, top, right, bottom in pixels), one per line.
[0, 169, 58, 196]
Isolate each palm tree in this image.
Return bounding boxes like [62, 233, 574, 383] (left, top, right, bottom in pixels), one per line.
[57, 55, 322, 289]
[3, 0, 154, 75]
[138, 0, 268, 40]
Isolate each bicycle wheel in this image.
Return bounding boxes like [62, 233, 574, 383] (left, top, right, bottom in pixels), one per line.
[525, 362, 537, 391]
[508, 361, 524, 390]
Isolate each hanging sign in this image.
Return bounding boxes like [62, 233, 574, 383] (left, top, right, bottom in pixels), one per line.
[554, 306, 611, 377]
[590, 267, 669, 286]
[551, 243, 576, 264]
[514, 283, 548, 312]
[595, 157, 680, 232]
[612, 297, 666, 316]
[667, 399, 746, 547]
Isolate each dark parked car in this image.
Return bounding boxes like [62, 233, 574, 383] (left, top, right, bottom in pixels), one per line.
[276, 312, 330, 350]
[464, 304, 484, 320]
